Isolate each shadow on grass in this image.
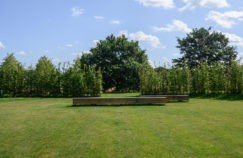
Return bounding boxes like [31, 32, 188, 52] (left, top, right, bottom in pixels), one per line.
[191, 94, 243, 101]
[66, 103, 166, 108]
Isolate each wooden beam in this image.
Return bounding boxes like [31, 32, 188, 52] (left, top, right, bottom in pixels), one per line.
[142, 95, 189, 101]
[73, 97, 168, 105]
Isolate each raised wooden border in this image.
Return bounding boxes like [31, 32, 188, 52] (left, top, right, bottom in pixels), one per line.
[142, 95, 189, 101]
[73, 97, 168, 105]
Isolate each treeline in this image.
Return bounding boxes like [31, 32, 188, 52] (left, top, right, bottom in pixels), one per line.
[140, 61, 243, 95]
[0, 54, 102, 97]
[1, 54, 242, 97]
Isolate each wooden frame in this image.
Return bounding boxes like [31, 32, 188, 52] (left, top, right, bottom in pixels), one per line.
[73, 97, 168, 105]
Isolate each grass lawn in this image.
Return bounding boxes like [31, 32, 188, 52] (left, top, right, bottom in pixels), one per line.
[0, 96, 242, 158]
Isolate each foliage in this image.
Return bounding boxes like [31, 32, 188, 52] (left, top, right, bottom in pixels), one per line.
[173, 27, 238, 69]
[80, 34, 150, 91]
[0, 54, 102, 97]
[140, 62, 243, 96]
[140, 65, 190, 95]
[23, 66, 36, 96]
[62, 60, 102, 97]
[0, 54, 25, 97]
[33, 56, 59, 97]
[208, 62, 225, 94]
[191, 62, 210, 94]
[225, 61, 243, 94]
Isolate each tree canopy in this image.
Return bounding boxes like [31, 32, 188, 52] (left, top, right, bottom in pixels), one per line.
[173, 27, 238, 69]
[0, 54, 103, 97]
[34, 56, 59, 97]
[80, 34, 150, 91]
[0, 53, 25, 96]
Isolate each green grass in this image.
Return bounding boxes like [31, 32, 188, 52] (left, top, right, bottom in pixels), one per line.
[0, 96, 243, 157]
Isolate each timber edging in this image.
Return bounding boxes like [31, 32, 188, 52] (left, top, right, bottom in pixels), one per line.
[142, 95, 189, 101]
[73, 97, 168, 106]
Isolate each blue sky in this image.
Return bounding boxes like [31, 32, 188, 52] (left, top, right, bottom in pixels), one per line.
[0, 0, 243, 67]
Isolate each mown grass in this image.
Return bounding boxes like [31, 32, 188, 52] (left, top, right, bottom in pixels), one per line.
[0, 96, 242, 158]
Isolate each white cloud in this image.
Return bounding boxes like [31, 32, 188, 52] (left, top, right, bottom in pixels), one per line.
[152, 20, 191, 33]
[223, 32, 243, 47]
[206, 11, 243, 28]
[118, 30, 162, 48]
[111, 20, 120, 25]
[71, 7, 84, 17]
[136, 0, 174, 9]
[65, 44, 73, 47]
[94, 16, 104, 20]
[0, 41, 6, 49]
[129, 31, 161, 48]
[18, 51, 27, 56]
[180, 0, 229, 11]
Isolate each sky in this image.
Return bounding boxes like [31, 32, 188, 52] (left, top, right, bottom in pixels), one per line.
[0, 0, 243, 67]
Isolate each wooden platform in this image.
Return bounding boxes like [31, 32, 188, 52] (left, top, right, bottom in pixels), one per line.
[73, 97, 168, 105]
[142, 95, 189, 101]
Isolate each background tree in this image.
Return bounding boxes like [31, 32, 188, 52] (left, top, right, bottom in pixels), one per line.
[62, 58, 102, 97]
[80, 34, 150, 91]
[140, 65, 191, 95]
[23, 66, 35, 96]
[33, 56, 59, 97]
[0, 54, 25, 97]
[191, 63, 210, 95]
[209, 62, 226, 94]
[173, 27, 238, 69]
[226, 61, 243, 94]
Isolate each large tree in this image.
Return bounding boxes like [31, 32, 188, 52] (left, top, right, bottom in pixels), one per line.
[173, 27, 238, 68]
[80, 34, 150, 91]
